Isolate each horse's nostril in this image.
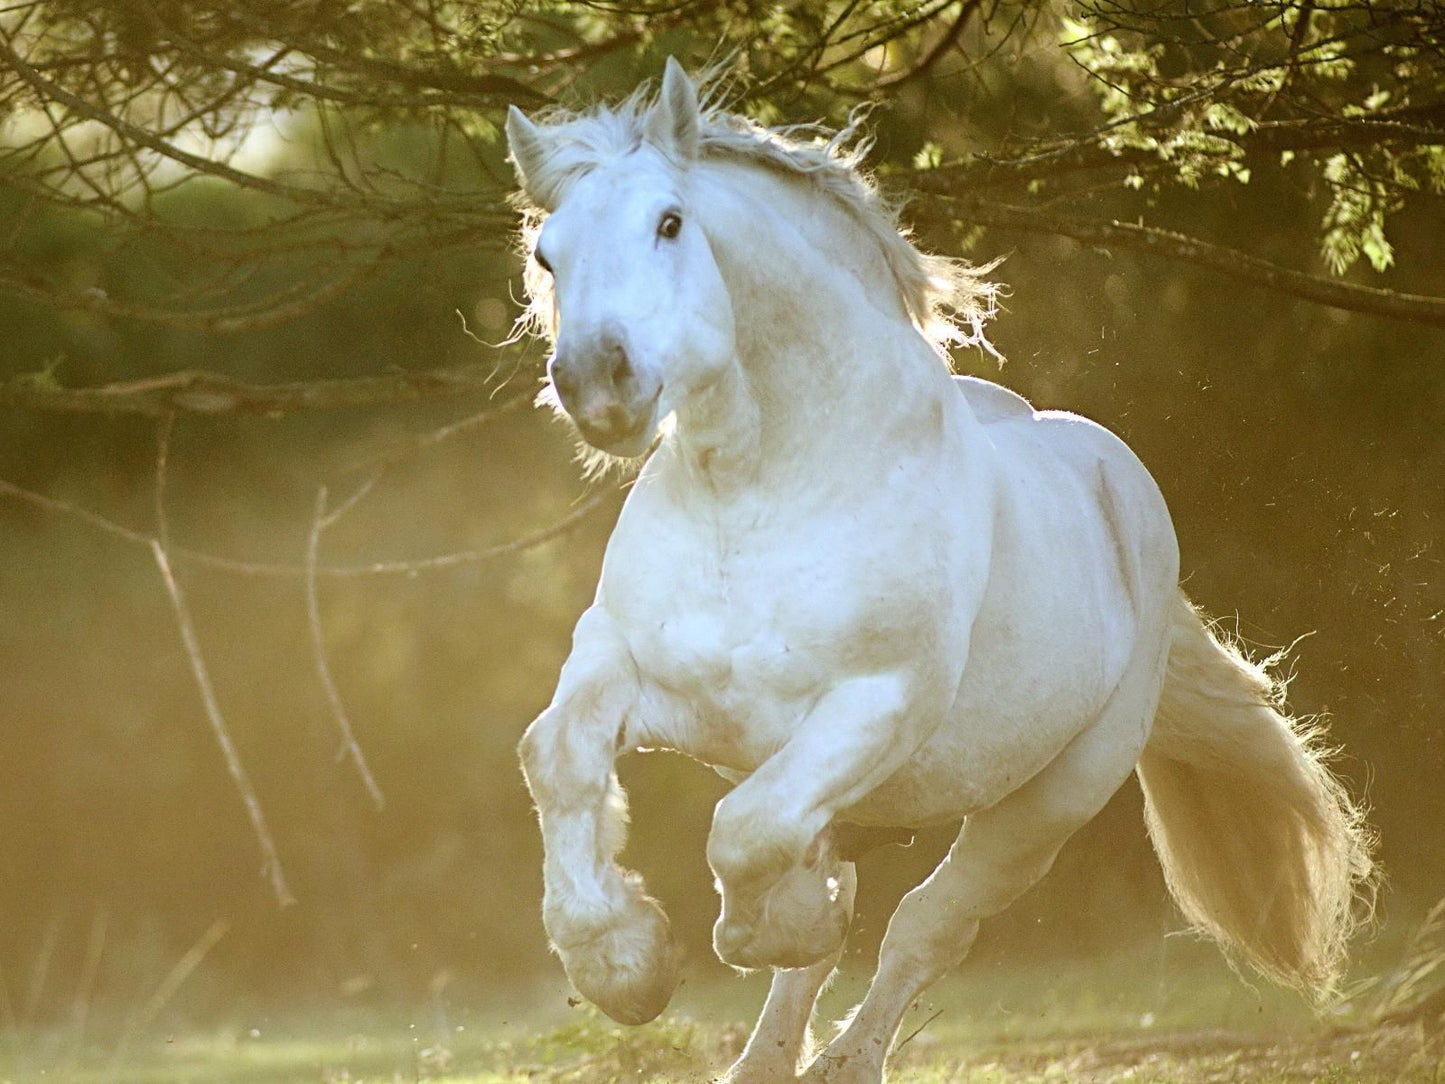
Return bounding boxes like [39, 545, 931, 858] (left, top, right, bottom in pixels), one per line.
[606, 345, 632, 387]
[594, 328, 632, 388]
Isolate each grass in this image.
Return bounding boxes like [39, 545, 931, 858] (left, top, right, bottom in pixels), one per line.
[13, 1007, 1442, 1084]
[7, 931, 1443, 1083]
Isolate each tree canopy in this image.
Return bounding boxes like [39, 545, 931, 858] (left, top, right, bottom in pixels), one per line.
[1, 0, 1442, 417]
[1, 1, 1441, 1024]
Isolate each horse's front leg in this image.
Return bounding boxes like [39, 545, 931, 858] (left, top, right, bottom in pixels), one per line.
[518, 608, 681, 1025]
[707, 672, 924, 971]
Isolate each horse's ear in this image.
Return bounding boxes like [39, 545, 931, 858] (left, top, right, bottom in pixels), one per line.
[506, 105, 554, 208]
[645, 58, 701, 162]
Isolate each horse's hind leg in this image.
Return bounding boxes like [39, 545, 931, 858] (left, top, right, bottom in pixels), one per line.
[801, 648, 1167, 1084]
[721, 866, 856, 1084]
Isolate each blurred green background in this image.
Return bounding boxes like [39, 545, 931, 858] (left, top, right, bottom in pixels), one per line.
[0, 16, 1441, 1073]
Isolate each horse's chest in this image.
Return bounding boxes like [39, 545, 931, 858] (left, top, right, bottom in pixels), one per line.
[630, 553, 822, 699]
[609, 526, 862, 760]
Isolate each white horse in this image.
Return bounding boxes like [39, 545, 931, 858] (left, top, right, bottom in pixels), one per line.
[505, 61, 1375, 1084]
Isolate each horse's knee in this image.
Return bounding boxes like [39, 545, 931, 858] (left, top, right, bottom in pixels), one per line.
[517, 711, 564, 800]
[548, 884, 681, 1025]
[708, 788, 822, 887]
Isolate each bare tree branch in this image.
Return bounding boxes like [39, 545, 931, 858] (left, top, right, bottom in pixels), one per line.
[0, 363, 516, 416]
[867, 0, 985, 90]
[0, 258, 382, 335]
[1, 463, 614, 579]
[928, 196, 1445, 329]
[306, 485, 386, 812]
[152, 416, 296, 907]
[1, 33, 313, 207]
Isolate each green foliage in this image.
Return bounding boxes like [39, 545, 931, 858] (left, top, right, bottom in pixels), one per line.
[1058, 0, 1443, 275]
[1321, 153, 1399, 274]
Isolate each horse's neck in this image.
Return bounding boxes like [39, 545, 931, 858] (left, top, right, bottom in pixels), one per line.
[670, 169, 963, 494]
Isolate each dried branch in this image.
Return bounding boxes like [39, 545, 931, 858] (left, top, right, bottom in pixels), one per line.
[0, 363, 512, 416]
[107, 917, 230, 1073]
[1, 33, 298, 204]
[152, 417, 295, 907]
[929, 196, 1445, 329]
[306, 485, 386, 812]
[867, 0, 985, 90]
[66, 905, 107, 1048]
[327, 487, 614, 576]
[0, 32, 408, 213]
[1, 466, 612, 579]
[0, 258, 381, 336]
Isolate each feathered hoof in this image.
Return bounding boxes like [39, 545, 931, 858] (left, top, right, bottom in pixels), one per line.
[718, 1055, 802, 1084]
[797, 1051, 882, 1084]
[714, 860, 849, 971]
[555, 893, 682, 1025]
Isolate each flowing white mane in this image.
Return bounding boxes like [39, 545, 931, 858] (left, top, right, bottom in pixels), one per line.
[512, 81, 999, 359]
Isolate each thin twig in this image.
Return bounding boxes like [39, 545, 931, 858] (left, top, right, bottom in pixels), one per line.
[67, 906, 108, 1055]
[0, 474, 612, 577]
[326, 487, 613, 575]
[108, 918, 229, 1072]
[19, 915, 61, 1027]
[151, 419, 295, 907]
[926, 195, 1445, 329]
[337, 392, 531, 477]
[893, 1007, 944, 1054]
[868, 0, 984, 90]
[151, 540, 294, 906]
[306, 485, 386, 812]
[0, 362, 510, 416]
[0, 959, 15, 1040]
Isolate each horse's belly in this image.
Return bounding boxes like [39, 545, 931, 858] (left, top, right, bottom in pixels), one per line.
[838, 689, 1101, 825]
[839, 568, 1138, 825]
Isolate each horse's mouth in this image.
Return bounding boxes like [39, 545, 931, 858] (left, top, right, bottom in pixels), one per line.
[575, 397, 658, 456]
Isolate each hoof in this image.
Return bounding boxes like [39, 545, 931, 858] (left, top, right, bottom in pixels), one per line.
[798, 1050, 881, 1084]
[554, 893, 682, 1025]
[714, 861, 848, 970]
[719, 1057, 800, 1084]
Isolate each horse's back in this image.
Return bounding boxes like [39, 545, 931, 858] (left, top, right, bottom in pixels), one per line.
[954, 374, 1169, 540]
[954, 374, 1034, 424]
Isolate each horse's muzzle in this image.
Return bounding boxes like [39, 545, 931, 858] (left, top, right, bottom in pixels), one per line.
[575, 400, 654, 452]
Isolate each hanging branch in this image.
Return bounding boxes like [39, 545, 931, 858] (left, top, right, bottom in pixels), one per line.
[925, 196, 1445, 330]
[305, 485, 386, 812]
[150, 416, 296, 907]
[0, 468, 612, 577]
[0, 362, 510, 416]
[0, 258, 381, 337]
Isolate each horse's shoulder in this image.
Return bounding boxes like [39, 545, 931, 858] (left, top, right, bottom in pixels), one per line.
[953, 375, 1035, 425]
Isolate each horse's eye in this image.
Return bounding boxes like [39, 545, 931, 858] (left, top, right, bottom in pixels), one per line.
[658, 211, 682, 240]
[534, 247, 553, 275]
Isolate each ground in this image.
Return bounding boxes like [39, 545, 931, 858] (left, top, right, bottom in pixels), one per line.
[14, 1011, 1442, 1084]
[9, 960, 1442, 1084]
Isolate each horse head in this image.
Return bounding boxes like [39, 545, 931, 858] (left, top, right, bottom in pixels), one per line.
[506, 60, 737, 458]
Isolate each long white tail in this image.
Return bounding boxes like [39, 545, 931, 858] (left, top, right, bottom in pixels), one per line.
[1137, 594, 1377, 998]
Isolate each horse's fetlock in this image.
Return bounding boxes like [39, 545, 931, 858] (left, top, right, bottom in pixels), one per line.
[554, 891, 681, 1026]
